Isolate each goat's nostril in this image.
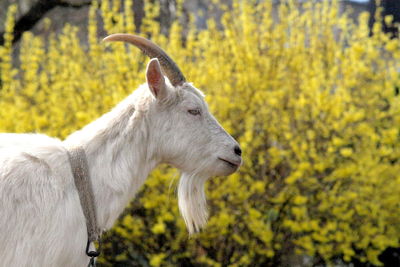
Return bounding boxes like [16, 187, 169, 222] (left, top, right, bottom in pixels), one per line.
[234, 145, 242, 156]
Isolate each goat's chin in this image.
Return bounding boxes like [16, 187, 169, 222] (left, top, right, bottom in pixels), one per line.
[178, 172, 209, 234]
[217, 162, 240, 176]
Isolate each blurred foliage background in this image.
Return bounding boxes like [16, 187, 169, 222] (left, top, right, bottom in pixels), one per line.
[1, 0, 400, 266]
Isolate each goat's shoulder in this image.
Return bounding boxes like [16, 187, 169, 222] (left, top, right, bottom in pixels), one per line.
[0, 133, 70, 188]
[0, 134, 85, 266]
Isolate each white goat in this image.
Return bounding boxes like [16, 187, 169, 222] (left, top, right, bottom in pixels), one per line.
[0, 34, 242, 267]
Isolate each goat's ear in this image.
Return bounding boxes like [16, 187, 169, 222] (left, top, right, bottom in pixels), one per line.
[146, 58, 167, 100]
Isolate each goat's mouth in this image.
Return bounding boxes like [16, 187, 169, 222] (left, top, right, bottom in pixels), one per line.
[218, 157, 240, 169]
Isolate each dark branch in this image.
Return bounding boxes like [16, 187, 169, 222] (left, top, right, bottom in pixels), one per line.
[57, 0, 92, 9]
[0, 0, 92, 46]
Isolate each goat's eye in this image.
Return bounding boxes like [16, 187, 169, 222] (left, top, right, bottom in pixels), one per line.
[188, 109, 201, 116]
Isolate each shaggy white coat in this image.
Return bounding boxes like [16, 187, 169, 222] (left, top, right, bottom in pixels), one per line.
[0, 59, 241, 266]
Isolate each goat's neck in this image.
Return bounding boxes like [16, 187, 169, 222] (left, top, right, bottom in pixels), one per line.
[64, 93, 159, 230]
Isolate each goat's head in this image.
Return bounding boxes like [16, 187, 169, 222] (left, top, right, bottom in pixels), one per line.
[104, 34, 242, 234]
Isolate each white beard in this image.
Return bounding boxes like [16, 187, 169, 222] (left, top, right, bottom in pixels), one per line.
[178, 172, 209, 234]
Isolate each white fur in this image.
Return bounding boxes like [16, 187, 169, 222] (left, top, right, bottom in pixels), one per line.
[0, 60, 241, 266]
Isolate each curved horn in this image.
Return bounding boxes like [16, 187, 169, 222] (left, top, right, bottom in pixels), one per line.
[103, 33, 186, 87]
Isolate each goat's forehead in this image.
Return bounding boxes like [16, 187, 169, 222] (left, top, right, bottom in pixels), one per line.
[179, 83, 206, 102]
[184, 83, 205, 98]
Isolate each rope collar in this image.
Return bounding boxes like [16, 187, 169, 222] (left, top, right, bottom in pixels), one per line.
[66, 146, 101, 266]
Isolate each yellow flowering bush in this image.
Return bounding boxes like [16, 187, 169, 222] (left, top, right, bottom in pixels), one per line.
[1, 0, 400, 266]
